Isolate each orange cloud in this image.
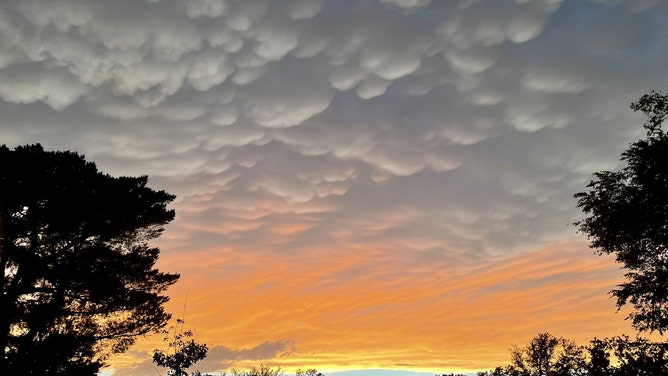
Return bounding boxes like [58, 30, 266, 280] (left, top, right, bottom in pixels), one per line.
[108, 239, 636, 375]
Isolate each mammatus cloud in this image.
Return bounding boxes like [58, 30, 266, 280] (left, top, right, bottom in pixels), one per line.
[0, 0, 667, 373]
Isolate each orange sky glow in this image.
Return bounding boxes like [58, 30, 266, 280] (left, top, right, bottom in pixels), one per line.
[108, 238, 636, 375]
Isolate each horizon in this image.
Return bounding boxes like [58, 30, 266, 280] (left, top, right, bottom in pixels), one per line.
[100, 369, 459, 376]
[1, 0, 667, 375]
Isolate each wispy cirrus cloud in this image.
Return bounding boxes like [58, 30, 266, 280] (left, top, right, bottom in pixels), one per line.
[147, 239, 630, 373]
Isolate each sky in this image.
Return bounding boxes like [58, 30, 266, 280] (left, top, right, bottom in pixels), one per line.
[1, 0, 668, 374]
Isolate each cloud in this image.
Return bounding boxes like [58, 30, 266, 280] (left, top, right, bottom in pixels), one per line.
[439, 0, 561, 48]
[240, 65, 334, 128]
[180, 0, 229, 19]
[2, 0, 668, 373]
[445, 47, 498, 75]
[109, 340, 296, 376]
[197, 340, 297, 372]
[132, 239, 632, 374]
[0, 0, 664, 259]
[0, 67, 87, 110]
[222, 340, 295, 360]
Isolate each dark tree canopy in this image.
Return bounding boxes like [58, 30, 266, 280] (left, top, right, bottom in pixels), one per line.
[508, 333, 586, 376]
[0, 144, 180, 375]
[575, 90, 668, 333]
[477, 333, 668, 376]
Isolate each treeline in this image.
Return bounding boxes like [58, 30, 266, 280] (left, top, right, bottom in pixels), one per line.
[438, 332, 668, 376]
[210, 366, 323, 376]
[158, 332, 668, 376]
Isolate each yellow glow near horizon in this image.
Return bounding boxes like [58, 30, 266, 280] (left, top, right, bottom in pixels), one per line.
[106, 239, 638, 375]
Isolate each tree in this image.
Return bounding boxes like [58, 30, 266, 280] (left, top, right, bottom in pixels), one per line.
[608, 336, 668, 376]
[296, 369, 324, 376]
[0, 144, 180, 374]
[230, 365, 285, 376]
[153, 319, 208, 376]
[508, 333, 587, 376]
[510, 332, 559, 376]
[551, 338, 587, 376]
[586, 338, 612, 376]
[574, 90, 668, 333]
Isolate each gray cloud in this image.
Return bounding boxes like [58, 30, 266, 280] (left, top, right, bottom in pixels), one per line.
[111, 340, 296, 376]
[1, 0, 666, 259]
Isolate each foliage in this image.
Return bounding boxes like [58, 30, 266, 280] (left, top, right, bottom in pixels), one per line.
[476, 366, 524, 376]
[296, 369, 324, 376]
[229, 365, 285, 376]
[507, 333, 587, 376]
[574, 90, 668, 333]
[153, 319, 208, 376]
[0, 144, 179, 375]
[585, 338, 611, 376]
[479, 333, 668, 376]
[215, 368, 323, 376]
[603, 335, 668, 376]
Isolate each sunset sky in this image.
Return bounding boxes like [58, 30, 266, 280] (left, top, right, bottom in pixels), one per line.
[2, 0, 668, 375]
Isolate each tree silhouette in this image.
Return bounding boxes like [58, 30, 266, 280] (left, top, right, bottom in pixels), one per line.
[605, 335, 668, 376]
[575, 90, 668, 333]
[586, 338, 611, 376]
[0, 144, 179, 375]
[296, 369, 324, 376]
[153, 319, 208, 376]
[230, 365, 285, 376]
[479, 333, 668, 376]
[508, 333, 586, 376]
